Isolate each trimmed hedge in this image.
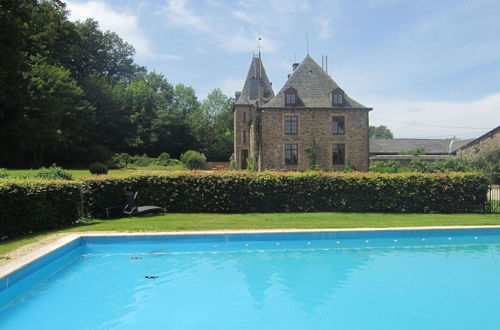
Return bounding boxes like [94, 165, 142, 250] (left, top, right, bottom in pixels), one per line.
[80, 171, 489, 217]
[0, 179, 81, 238]
[0, 172, 490, 238]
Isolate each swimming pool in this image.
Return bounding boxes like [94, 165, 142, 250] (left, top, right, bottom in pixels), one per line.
[1, 228, 500, 329]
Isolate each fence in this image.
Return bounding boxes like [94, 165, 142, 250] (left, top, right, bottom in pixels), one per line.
[489, 185, 500, 213]
[206, 162, 230, 170]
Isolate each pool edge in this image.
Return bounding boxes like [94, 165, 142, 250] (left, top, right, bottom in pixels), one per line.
[2, 225, 500, 280]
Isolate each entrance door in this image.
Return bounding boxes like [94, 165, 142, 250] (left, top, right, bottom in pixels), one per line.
[241, 150, 249, 169]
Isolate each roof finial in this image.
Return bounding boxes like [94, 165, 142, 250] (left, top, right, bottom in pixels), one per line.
[258, 37, 262, 58]
[306, 30, 309, 56]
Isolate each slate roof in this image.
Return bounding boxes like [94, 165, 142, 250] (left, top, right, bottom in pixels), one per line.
[369, 138, 475, 155]
[262, 55, 370, 109]
[235, 56, 274, 105]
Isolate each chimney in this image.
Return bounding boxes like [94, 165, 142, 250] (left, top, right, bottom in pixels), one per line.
[292, 63, 299, 71]
[235, 91, 241, 100]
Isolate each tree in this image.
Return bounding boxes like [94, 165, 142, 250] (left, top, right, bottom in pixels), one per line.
[477, 148, 500, 183]
[13, 56, 93, 167]
[190, 89, 234, 161]
[369, 125, 394, 139]
[71, 19, 145, 82]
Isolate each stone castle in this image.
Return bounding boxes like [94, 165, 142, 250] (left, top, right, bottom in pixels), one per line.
[234, 55, 372, 171]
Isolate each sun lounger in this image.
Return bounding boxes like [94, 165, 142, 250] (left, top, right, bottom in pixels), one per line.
[122, 191, 164, 217]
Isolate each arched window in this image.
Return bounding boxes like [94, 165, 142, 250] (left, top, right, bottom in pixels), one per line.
[285, 87, 298, 106]
[332, 88, 344, 106]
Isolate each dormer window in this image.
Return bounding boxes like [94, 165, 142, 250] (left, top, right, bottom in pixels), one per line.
[332, 88, 344, 106]
[285, 88, 298, 106]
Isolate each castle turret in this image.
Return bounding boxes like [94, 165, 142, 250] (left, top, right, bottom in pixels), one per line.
[234, 56, 274, 169]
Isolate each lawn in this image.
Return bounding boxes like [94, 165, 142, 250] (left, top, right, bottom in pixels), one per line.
[1, 212, 499, 256]
[6, 168, 178, 179]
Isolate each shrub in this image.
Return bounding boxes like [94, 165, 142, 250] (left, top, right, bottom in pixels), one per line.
[132, 154, 155, 167]
[342, 162, 357, 173]
[110, 153, 133, 168]
[0, 168, 7, 178]
[369, 160, 401, 173]
[229, 159, 237, 170]
[407, 159, 430, 173]
[0, 179, 81, 238]
[408, 157, 479, 173]
[80, 172, 489, 217]
[246, 157, 257, 172]
[35, 166, 73, 180]
[180, 150, 207, 170]
[89, 162, 108, 175]
[0, 172, 491, 238]
[157, 152, 171, 166]
[166, 159, 187, 170]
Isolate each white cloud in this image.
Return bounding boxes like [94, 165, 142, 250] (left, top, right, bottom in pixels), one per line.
[216, 78, 246, 97]
[221, 30, 279, 53]
[159, 0, 211, 33]
[232, 10, 254, 24]
[159, 0, 280, 53]
[364, 92, 500, 139]
[67, 1, 181, 60]
[317, 18, 333, 40]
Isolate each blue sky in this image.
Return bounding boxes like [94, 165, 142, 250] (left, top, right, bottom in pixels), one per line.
[67, 0, 500, 139]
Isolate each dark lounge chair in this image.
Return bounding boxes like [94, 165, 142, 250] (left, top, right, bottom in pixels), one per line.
[122, 191, 164, 217]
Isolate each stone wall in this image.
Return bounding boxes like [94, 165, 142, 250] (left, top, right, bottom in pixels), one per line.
[233, 104, 254, 169]
[457, 127, 500, 157]
[260, 108, 369, 171]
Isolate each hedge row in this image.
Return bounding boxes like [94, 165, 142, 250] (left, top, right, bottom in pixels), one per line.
[0, 172, 490, 238]
[0, 179, 82, 238]
[81, 172, 489, 217]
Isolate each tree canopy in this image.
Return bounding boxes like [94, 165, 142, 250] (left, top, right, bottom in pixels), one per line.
[369, 125, 394, 139]
[0, 0, 234, 167]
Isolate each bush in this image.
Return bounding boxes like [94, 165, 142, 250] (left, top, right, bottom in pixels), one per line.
[132, 154, 155, 167]
[370, 160, 401, 173]
[165, 159, 187, 170]
[0, 179, 81, 238]
[89, 162, 108, 175]
[180, 150, 206, 170]
[0, 172, 490, 238]
[80, 172, 489, 217]
[0, 168, 7, 178]
[110, 153, 133, 168]
[157, 152, 171, 166]
[408, 157, 479, 173]
[35, 166, 73, 180]
[246, 157, 257, 172]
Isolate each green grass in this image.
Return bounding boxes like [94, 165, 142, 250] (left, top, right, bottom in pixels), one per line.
[5, 168, 181, 179]
[1, 212, 499, 255]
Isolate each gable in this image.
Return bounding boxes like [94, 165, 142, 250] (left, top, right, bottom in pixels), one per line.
[262, 56, 370, 109]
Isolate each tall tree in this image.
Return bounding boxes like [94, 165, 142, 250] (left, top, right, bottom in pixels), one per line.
[71, 19, 145, 82]
[0, 0, 36, 123]
[190, 89, 234, 161]
[12, 56, 93, 167]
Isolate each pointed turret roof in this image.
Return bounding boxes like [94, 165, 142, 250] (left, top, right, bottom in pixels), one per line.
[236, 56, 274, 105]
[262, 55, 370, 109]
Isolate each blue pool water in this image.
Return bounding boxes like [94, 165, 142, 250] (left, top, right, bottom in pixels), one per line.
[1, 229, 500, 329]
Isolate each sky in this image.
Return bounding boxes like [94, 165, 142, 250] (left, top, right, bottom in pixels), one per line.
[66, 0, 500, 139]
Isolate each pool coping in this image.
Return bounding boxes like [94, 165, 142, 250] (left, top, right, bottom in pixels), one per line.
[2, 225, 500, 280]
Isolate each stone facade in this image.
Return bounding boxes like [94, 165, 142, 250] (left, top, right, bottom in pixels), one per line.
[233, 105, 253, 169]
[234, 55, 371, 171]
[260, 108, 369, 171]
[456, 126, 500, 157]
